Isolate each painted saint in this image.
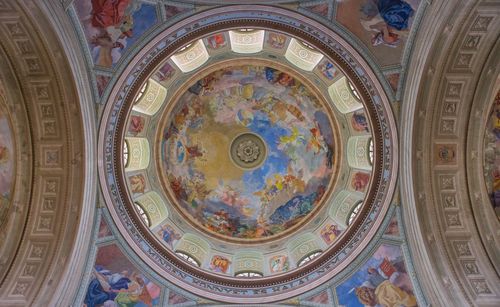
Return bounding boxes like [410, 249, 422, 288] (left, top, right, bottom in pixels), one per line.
[157, 224, 181, 249]
[128, 174, 146, 194]
[320, 223, 342, 245]
[269, 255, 289, 273]
[74, 0, 158, 67]
[360, 0, 415, 48]
[337, 244, 418, 307]
[352, 172, 370, 192]
[128, 115, 145, 136]
[210, 255, 231, 274]
[207, 33, 227, 49]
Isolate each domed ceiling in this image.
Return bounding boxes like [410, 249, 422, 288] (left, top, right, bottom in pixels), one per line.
[159, 63, 339, 242]
[4, 0, 500, 306]
[98, 6, 397, 302]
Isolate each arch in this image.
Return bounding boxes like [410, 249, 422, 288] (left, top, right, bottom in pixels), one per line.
[134, 192, 169, 228]
[235, 271, 263, 277]
[329, 190, 364, 228]
[171, 39, 209, 73]
[133, 202, 151, 227]
[229, 29, 265, 53]
[175, 233, 211, 267]
[297, 251, 322, 267]
[347, 135, 373, 170]
[233, 251, 264, 276]
[286, 232, 323, 267]
[400, 1, 500, 305]
[124, 137, 150, 171]
[328, 76, 363, 114]
[0, 2, 94, 305]
[132, 79, 168, 116]
[284, 38, 323, 71]
[347, 201, 363, 226]
[176, 251, 201, 267]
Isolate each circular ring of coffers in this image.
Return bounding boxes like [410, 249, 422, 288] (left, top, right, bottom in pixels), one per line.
[98, 5, 398, 303]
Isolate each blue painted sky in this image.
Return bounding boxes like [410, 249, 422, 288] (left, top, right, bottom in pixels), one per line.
[242, 112, 290, 195]
[336, 244, 405, 307]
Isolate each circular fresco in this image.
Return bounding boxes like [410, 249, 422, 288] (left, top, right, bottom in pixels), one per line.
[160, 65, 336, 241]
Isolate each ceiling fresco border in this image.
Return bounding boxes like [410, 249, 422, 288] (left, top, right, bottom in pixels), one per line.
[97, 5, 398, 303]
[401, 0, 500, 306]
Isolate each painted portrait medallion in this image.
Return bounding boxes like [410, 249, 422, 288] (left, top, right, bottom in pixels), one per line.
[161, 64, 337, 241]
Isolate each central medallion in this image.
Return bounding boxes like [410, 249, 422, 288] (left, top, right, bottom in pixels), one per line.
[160, 63, 337, 242]
[230, 133, 267, 169]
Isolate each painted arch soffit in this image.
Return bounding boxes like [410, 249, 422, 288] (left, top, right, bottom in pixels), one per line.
[400, 0, 500, 305]
[98, 5, 398, 303]
[0, 0, 89, 305]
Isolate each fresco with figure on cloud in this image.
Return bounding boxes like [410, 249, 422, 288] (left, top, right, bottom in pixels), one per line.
[337, 244, 418, 307]
[269, 255, 289, 273]
[84, 244, 161, 307]
[0, 107, 14, 227]
[128, 115, 146, 136]
[337, 0, 421, 67]
[156, 223, 181, 249]
[320, 222, 343, 245]
[162, 65, 336, 240]
[210, 255, 231, 274]
[483, 90, 500, 220]
[128, 174, 146, 195]
[74, 0, 157, 68]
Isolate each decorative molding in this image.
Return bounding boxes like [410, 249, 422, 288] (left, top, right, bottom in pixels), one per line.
[0, 0, 91, 305]
[401, 0, 500, 305]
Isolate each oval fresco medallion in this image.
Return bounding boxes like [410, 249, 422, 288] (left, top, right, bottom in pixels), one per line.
[160, 64, 337, 241]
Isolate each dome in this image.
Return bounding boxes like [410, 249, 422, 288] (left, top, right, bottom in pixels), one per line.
[1, 1, 499, 306]
[159, 63, 339, 242]
[99, 8, 396, 303]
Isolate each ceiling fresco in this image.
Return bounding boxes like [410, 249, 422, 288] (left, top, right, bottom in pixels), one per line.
[78, 206, 416, 306]
[74, 0, 158, 68]
[96, 4, 401, 297]
[0, 99, 14, 229]
[84, 243, 162, 307]
[4, 0, 500, 306]
[483, 90, 500, 220]
[160, 64, 337, 241]
[336, 243, 418, 307]
[337, 0, 422, 68]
